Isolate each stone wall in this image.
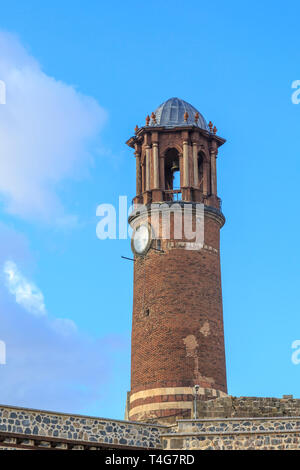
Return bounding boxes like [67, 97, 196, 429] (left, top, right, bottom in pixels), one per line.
[196, 396, 300, 418]
[160, 396, 300, 450]
[1, 397, 300, 450]
[162, 416, 300, 450]
[0, 405, 165, 450]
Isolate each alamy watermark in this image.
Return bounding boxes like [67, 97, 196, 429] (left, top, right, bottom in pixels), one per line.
[96, 196, 205, 248]
[0, 80, 6, 105]
[291, 80, 300, 104]
[0, 340, 6, 365]
[291, 340, 300, 365]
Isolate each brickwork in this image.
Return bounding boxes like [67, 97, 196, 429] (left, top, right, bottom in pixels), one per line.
[126, 125, 225, 209]
[129, 387, 227, 424]
[129, 220, 227, 420]
[131, 239, 226, 389]
[127, 107, 228, 422]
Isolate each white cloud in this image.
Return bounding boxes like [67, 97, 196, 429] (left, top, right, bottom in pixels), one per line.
[0, 286, 127, 414]
[0, 31, 106, 223]
[0, 235, 129, 415]
[3, 260, 79, 335]
[3, 260, 46, 316]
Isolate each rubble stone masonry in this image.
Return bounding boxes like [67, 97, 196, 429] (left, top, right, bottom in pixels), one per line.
[1, 397, 300, 450]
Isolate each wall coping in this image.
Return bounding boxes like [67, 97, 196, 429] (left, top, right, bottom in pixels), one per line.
[178, 416, 300, 423]
[161, 429, 300, 438]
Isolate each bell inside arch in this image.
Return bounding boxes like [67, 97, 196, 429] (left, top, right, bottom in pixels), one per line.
[171, 160, 179, 173]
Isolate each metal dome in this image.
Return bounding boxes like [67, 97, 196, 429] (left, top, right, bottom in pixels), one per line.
[152, 97, 208, 130]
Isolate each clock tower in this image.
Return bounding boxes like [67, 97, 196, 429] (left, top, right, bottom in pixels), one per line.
[126, 98, 227, 423]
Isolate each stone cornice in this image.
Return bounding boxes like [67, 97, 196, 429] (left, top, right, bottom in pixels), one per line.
[126, 126, 226, 149]
[129, 202, 225, 228]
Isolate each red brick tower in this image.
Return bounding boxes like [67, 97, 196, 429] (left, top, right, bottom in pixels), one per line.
[126, 98, 227, 423]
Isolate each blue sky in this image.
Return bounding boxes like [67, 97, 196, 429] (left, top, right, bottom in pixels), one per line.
[0, 0, 300, 419]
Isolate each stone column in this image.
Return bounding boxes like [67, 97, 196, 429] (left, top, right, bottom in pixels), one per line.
[203, 160, 209, 196]
[192, 143, 198, 187]
[160, 157, 165, 190]
[183, 141, 189, 187]
[141, 159, 145, 192]
[135, 151, 142, 195]
[145, 146, 151, 191]
[152, 142, 159, 189]
[210, 150, 217, 195]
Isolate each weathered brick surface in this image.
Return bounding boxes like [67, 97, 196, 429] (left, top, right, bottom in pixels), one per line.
[128, 121, 227, 422]
[130, 209, 227, 421]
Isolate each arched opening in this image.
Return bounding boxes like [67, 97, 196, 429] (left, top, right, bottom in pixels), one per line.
[173, 169, 180, 190]
[164, 148, 181, 200]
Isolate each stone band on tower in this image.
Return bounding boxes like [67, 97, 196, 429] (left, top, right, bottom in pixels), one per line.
[126, 98, 227, 423]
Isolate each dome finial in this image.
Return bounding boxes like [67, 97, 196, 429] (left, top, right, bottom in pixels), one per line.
[145, 115, 150, 126]
[184, 111, 189, 122]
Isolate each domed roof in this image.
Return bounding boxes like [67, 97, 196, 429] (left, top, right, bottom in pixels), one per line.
[152, 97, 208, 130]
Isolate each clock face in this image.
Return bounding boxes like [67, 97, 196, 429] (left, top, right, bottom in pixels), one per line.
[132, 224, 151, 255]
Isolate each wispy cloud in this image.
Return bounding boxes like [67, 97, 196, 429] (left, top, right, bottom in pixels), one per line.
[0, 226, 129, 415]
[0, 31, 106, 224]
[3, 259, 79, 336]
[3, 260, 46, 316]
